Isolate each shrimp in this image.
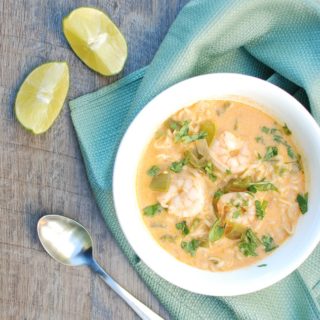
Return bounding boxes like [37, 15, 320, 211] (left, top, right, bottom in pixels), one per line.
[157, 168, 205, 218]
[217, 192, 257, 227]
[210, 131, 251, 174]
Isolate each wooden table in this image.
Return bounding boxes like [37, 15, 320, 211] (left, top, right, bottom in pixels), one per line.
[0, 1, 189, 318]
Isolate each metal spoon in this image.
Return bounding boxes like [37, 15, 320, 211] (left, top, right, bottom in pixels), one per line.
[37, 214, 163, 320]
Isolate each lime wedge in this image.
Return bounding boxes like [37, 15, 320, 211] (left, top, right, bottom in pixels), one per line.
[15, 62, 69, 134]
[62, 7, 128, 76]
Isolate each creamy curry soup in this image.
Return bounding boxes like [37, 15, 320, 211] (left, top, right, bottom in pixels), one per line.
[136, 100, 308, 271]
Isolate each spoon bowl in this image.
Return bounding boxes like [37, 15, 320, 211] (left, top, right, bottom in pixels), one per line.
[37, 214, 163, 320]
[37, 215, 93, 266]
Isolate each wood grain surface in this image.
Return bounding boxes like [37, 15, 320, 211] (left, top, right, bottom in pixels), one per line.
[0, 1, 189, 319]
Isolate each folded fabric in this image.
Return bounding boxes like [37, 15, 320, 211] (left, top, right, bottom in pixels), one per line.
[70, 0, 320, 319]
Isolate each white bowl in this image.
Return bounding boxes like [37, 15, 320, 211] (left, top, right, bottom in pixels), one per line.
[113, 73, 320, 296]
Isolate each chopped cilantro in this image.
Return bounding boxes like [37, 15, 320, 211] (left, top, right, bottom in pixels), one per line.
[261, 235, 278, 252]
[239, 229, 261, 257]
[271, 131, 297, 160]
[214, 189, 224, 200]
[242, 198, 249, 206]
[174, 121, 190, 142]
[255, 136, 263, 143]
[270, 128, 279, 134]
[204, 162, 217, 182]
[296, 193, 308, 214]
[225, 169, 232, 175]
[171, 120, 207, 143]
[147, 165, 161, 177]
[181, 239, 200, 256]
[232, 210, 241, 219]
[176, 221, 190, 235]
[255, 200, 268, 220]
[168, 119, 180, 131]
[286, 145, 296, 159]
[259, 125, 299, 166]
[258, 264, 267, 267]
[214, 179, 278, 200]
[181, 131, 208, 143]
[261, 126, 270, 134]
[263, 146, 278, 161]
[209, 219, 224, 242]
[169, 158, 187, 173]
[273, 134, 283, 144]
[247, 181, 278, 193]
[296, 154, 303, 171]
[282, 123, 292, 135]
[143, 203, 163, 217]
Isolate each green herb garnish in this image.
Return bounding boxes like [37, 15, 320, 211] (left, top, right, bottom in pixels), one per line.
[168, 119, 180, 131]
[209, 219, 224, 242]
[143, 203, 163, 217]
[169, 158, 187, 173]
[221, 177, 253, 192]
[176, 221, 190, 235]
[181, 239, 200, 256]
[273, 134, 283, 144]
[147, 165, 161, 177]
[214, 189, 224, 200]
[296, 154, 303, 171]
[272, 132, 297, 160]
[263, 146, 278, 161]
[286, 145, 296, 159]
[258, 264, 267, 267]
[174, 120, 190, 142]
[171, 120, 207, 143]
[204, 161, 217, 182]
[232, 210, 241, 219]
[239, 229, 261, 257]
[181, 131, 208, 143]
[255, 136, 263, 143]
[215, 178, 278, 197]
[296, 193, 308, 214]
[247, 181, 278, 193]
[282, 123, 292, 135]
[255, 200, 268, 220]
[261, 235, 278, 252]
[260, 125, 300, 167]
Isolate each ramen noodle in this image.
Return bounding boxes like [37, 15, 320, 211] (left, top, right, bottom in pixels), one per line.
[136, 100, 308, 271]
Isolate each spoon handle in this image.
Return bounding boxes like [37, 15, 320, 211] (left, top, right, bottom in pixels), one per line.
[90, 259, 164, 320]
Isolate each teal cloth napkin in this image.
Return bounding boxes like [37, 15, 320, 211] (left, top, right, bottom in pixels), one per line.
[70, 0, 320, 319]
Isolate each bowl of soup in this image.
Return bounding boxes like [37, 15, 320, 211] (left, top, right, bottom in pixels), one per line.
[113, 73, 320, 296]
